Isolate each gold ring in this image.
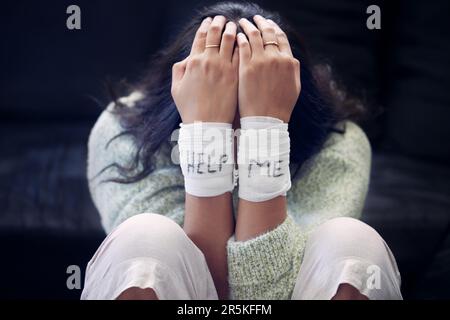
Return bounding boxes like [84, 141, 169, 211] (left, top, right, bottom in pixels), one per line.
[205, 44, 220, 48]
[263, 41, 279, 47]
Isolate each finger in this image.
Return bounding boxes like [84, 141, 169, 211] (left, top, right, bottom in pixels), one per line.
[267, 19, 293, 56]
[253, 15, 279, 54]
[205, 15, 227, 55]
[172, 56, 189, 83]
[232, 46, 239, 70]
[219, 21, 237, 61]
[238, 18, 264, 56]
[190, 17, 212, 55]
[237, 32, 251, 63]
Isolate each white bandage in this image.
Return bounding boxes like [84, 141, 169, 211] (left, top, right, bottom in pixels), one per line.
[238, 116, 291, 202]
[178, 122, 235, 197]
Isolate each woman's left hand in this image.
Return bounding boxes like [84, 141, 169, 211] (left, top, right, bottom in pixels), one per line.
[237, 16, 301, 123]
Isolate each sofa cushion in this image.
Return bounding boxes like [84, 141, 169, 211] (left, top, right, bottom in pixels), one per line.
[0, 123, 101, 232]
[362, 151, 450, 298]
[385, 1, 450, 160]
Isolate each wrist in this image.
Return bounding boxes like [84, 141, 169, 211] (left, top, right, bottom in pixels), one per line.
[181, 107, 236, 124]
[237, 118, 291, 202]
[182, 117, 234, 124]
[178, 122, 235, 197]
[239, 109, 291, 123]
[240, 116, 284, 128]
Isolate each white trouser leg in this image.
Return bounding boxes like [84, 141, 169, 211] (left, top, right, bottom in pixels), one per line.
[291, 217, 402, 300]
[81, 213, 218, 300]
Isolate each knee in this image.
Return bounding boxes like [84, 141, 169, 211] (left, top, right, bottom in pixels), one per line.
[110, 213, 196, 261]
[84, 213, 211, 300]
[116, 213, 184, 241]
[307, 217, 389, 262]
[313, 217, 381, 243]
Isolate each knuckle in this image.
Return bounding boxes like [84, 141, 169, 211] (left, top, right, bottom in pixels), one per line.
[202, 58, 212, 69]
[187, 56, 201, 68]
[276, 30, 287, 38]
[209, 24, 221, 34]
[250, 29, 261, 37]
[280, 55, 291, 63]
[222, 32, 235, 42]
[281, 57, 298, 70]
[267, 56, 279, 66]
[262, 26, 275, 34]
[202, 58, 218, 72]
[196, 29, 207, 38]
[239, 39, 250, 47]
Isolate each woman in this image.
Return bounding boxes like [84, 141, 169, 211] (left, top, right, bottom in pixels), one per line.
[81, 2, 402, 300]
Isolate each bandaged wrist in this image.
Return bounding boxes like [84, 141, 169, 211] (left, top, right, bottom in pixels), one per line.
[238, 116, 291, 202]
[178, 122, 234, 197]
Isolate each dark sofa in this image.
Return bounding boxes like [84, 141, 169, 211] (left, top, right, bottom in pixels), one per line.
[1, 0, 449, 299]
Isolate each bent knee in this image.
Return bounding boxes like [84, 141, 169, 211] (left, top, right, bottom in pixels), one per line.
[106, 213, 199, 263]
[313, 217, 381, 244]
[116, 213, 184, 240]
[307, 217, 390, 263]
[84, 213, 215, 300]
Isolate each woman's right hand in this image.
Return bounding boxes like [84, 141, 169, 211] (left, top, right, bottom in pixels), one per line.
[171, 16, 239, 124]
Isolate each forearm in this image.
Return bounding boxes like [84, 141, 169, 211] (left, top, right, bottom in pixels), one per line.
[183, 193, 234, 299]
[177, 119, 235, 299]
[235, 115, 291, 241]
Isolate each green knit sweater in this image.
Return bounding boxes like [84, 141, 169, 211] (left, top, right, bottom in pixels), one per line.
[87, 93, 371, 300]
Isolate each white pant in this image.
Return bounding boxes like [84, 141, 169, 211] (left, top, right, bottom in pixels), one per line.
[81, 214, 402, 300]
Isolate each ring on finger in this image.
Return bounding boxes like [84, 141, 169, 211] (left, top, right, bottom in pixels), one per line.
[205, 44, 220, 48]
[263, 41, 279, 47]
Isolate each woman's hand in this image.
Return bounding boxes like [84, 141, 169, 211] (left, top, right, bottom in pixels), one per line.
[237, 16, 301, 123]
[171, 16, 239, 124]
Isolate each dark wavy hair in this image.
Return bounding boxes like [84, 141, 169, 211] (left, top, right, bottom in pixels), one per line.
[105, 1, 365, 184]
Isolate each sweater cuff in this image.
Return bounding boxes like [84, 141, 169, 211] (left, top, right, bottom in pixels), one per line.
[227, 215, 305, 290]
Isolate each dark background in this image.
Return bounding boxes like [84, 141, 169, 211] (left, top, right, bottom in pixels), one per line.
[1, 0, 449, 299]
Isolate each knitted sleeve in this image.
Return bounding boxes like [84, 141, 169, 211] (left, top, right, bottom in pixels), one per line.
[227, 121, 372, 299]
[287, 121, 372, 232]
[87, 94, 185, 233]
